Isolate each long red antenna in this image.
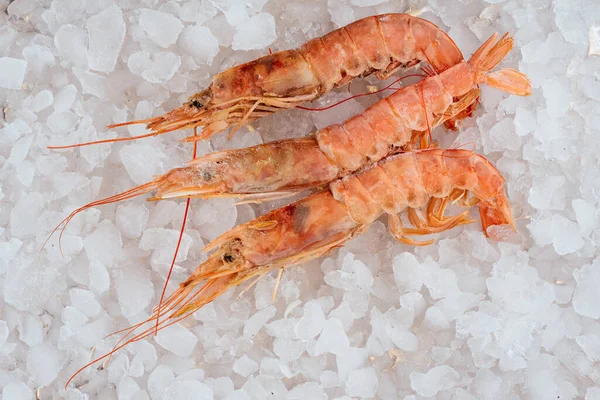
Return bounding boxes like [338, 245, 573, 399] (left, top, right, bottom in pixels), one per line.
[155, 127, 199, 335]
[297, 73, 426, 112]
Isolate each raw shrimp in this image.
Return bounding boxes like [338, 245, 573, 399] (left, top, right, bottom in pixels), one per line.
[50, 13, 466, 148]
[47, 33, 529, 236]
[65, 147, 513, 387]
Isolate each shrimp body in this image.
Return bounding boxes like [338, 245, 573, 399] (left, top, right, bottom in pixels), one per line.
[131, 33, 530, 202]
[147, 149, 514, 326]
[63, 148, 514, 387]
[98, 14, 466, 143]
[49, 34, 530, 243]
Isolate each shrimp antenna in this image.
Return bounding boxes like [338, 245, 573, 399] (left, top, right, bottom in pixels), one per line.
[297, 73, 426, 112]
[41, 181, 158, 256]
[47, 117, 165, 150]
[155, 127, 199, 335]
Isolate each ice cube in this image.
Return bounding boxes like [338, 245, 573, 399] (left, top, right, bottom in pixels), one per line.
[128, 51, 181, 84]
[192, 198, 238, 241]
[54, 84, 77, 112]
[116, 202, 150, 239]
[10, 193, 45, 238]
[178, 25, 220, 64]
[225, 390, 250, 400]
[164, 381, 213, 400]
[140, 9, 184, 48]
[26, 342, 64, 386]
[155, 323, 198, 357]
[0, 320, 8, 348]
[573, 258, 600, 319]
[399, 292, 426, 317]
[393, 252, 424, 292]
[295, 300, 325, 340]
[2, 381, 33, 400]
[576, 334, 600, 361]
[551, 214, 584, 255]
[119, 143, 167, 185]
[542, 77, 570, 118]
[327, 0, 355, 27]
[22, 45, 55, 76]
[286, 382, 327, 400]
[54, 24, 88, 68]
[148, 365, 174, 400]
[86, 6, 126, 73]
[47, 111, 79, 134]
[62, 306, 89, 328]
[139, 228, 193, 270]
[0, 238, 22, 274]
[73, 67, 108, 99]
[69, 288, 102, 318]
[8, 135, 33, 165]
[473, 369, 501, 399]
[18, 314, 44, 347]
[410, 366, 460, 397]
[0, 57, 27, 89]
[205, 377, 234, 398]
[232, 12, 276, 51]
[336, 346, 367, 381]
[314, 318, 349, 356]
[4, 264, 65, 313]
[514, 108, 537, 137]
[117, 377, 142, 400]
[179, 1, 218, 24]
[274, 338, 305, 362]
[424, 263, 460, 299]
[30, 89, 54, 112]
[324, 253, 373, 292]
[424, 306, 450, 330]
[114, 265, 153, 319]
[233, 355, 258, 377]
[590, 26, 600, 56]
[346, 367, 378, 398]
[572, 199, 597, 237]
[243, 305, 276, 338]
[527, 176, 565, 211]
[587, 387, 600, 400]
[83, 220, 123, 267]
[88, 259, 110, 294]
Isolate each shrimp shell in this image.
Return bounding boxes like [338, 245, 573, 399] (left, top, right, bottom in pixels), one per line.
[53, 14, 465, 149]
[108, 148, 514, 347]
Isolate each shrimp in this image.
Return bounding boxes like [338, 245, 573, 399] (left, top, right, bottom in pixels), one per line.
[47, 33, 529, 237]
[65, 147, 513, 387]
[50, 13, 466, 149]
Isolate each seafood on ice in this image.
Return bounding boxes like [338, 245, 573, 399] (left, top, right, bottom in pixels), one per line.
[50, 13, 467, 148]
[48, 33, 530, 236]
[65, 147, 514, 386]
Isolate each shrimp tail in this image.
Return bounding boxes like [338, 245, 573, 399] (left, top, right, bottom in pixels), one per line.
[478, 189, 516, 238]
[469, 33, 532, 96]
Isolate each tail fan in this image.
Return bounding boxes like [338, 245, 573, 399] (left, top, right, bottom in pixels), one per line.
[469, 33, 532, 96]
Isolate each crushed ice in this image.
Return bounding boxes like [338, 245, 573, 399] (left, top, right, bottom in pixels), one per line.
[1, 0, 598, 398]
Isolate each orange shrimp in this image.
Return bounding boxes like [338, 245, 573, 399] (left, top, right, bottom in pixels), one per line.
[64, 148, 513, 387]
[50, 14, 465, 149]
[46, 33, 529, 236]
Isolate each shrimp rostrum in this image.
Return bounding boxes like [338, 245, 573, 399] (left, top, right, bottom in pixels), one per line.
[65, 148, 513, 385]
[51, 32, 529, 225]
[52, 13, 465, 148]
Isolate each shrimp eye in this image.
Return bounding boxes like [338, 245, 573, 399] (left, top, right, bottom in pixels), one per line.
[203, 171, 212, 181]
[223, 254, 234, 263]
[191, 100, 203, 109]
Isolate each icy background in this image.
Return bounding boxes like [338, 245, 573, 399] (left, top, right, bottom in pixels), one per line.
[1, 0, 600, 398]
